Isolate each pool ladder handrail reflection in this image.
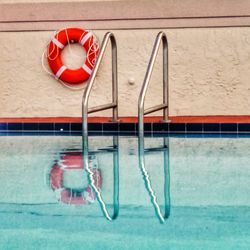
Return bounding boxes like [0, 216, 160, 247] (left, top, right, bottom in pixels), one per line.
[82, 32, 119, 221]
[138, 32, 171, 223]
[88, 136, 120, 221]
[138, 136, 171, 223]
[138, 31, 170, 136]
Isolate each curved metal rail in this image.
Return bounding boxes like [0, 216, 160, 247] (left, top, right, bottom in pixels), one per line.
[82, 32, 119, 221]
[82, 31, 118, 138]
[138, 31, 170, 136]
[138, 32, 171, 223]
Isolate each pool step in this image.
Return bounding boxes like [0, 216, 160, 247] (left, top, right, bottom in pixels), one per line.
[89, 145, 118, 154]
[144, 146, 168, 153]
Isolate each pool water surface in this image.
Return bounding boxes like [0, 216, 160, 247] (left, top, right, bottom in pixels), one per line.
[0, 135, 249, 249]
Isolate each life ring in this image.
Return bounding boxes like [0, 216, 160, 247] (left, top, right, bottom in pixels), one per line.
[50, 152, 102, 205]
[47, 28, 99, 84]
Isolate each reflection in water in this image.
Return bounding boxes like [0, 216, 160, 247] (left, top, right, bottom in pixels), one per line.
[81, 134, 170, 223]
[49, 152, 102, 205]
[49, 135, 170, 223]
[82, 135, 119, 221]
[0, 135, 249, 248]
[138, 135, 171, 223]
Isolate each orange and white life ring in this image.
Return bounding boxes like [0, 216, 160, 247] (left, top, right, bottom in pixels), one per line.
[47, 28, 99, 84]
[50, 152, 102, 205]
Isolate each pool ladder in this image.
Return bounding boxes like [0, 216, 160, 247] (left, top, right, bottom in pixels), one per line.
[138, 31, 170, 135]
[82, 31, 118, 137]
[138, 32, 171, 223]
[82, 32, 119, 221]
[82, 31, 170, 136]
[82, 31, 170, 223]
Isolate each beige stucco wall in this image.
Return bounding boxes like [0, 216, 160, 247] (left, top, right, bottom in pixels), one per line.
[0, 27, 250, 117]
[0, 0, 116, 3]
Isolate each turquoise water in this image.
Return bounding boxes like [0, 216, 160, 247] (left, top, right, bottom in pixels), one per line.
[0, 135, 250, 249]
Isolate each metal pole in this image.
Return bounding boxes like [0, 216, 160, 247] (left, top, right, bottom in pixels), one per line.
[138, 33, 161, 136]
[82, 32, 115, 138]
[162, 35, 169, 122]
[138, 32, 170, 135]
[111, 35, 118, 122]
[81, 32, 119, 221]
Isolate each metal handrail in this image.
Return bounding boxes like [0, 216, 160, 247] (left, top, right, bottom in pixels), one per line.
[138, 31, 170, 135]
[138, 32, 170, 223]
[82, 32, 119, 221]
[82, 32, 118, 137]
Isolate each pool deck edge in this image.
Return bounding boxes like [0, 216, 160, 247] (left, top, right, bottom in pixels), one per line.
[0, 116, 250, 124]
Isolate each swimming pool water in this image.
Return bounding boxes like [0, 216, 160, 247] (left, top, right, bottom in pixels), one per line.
[0, 135, 250, 249]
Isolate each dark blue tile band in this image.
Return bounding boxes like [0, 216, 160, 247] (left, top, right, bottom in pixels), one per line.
[8, 123, 23, 131]
[23, 123, 39, 131]
[0, 123, 7, 131]
[203, 123, 220, 133]
[89, 123, 102, 131]
[71, 123, 82, 132]
[55, 123, 70, 132]
[238, 123, 250, 133]
[169, 123, 186, 133]
[186, 123, 203, 133]
[1, 122, 250, 135]
[39, 123, 54, 131]
[152, 123, 168, 132]
[103, 123, 118, 135]
[221, 123, 237, 133]
[119, 123, 135, 132]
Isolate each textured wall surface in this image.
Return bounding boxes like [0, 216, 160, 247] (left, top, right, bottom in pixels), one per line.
[0, 27, 250, 117]
[0, 0, 113, 3]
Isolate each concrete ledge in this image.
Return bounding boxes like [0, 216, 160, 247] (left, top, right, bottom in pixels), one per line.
[1, 0, 250, 31]
[0, 116, 250, 124]
[2, 17, 250, 31]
